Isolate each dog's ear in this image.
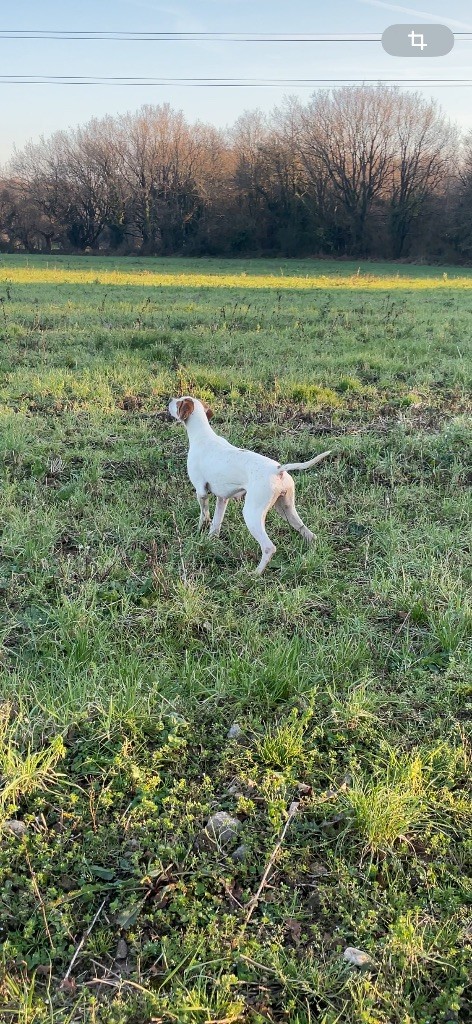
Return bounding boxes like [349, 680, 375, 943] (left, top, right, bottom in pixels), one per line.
[177, 398, 194, 422]
[202, 400, 214, 421]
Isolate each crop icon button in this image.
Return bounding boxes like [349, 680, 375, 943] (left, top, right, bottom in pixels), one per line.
[408, 30, 427, 51]
[382, 24, 454, 57]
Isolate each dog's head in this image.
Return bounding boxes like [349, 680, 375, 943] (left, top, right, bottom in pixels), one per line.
[167, 396, 214, 424]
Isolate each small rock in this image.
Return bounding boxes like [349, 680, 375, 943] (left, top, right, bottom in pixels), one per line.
[116, 939, 128, 960]
[226, 784, 242, 796]
[343, 946, 374, 968]
[311, 862, 329, 877]
[60, 977, 77, 994]
[59, 874, 76, 892]
[4, 819, 27, 837]
[285, 917, 302, 945]
[204, 812, 241, 847]
[227, 723, 244, 740]
[232, 844, 249, 863]
[124, 839, 140, 852]
[306, 891, 321, 912]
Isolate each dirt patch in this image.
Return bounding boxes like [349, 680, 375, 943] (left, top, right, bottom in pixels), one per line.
[251, 401, 469, 435]
[117, 394, 145, 412]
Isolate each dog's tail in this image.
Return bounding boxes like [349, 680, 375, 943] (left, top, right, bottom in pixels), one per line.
[278, 450, 331, 473]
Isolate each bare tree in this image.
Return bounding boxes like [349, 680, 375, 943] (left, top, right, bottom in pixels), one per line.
[0, 182, 18, 249]
[1, 93, 467, 261]
[10, 133, 69, 247]
[388, 92, 458, 257]
[62, 118, 127, 249]
[11, 118, 125, 251]
[449, 131, 472, 260]
[0, 179, 55, 252]
[230, 110, 273, 249]
[114, 104, 216, 253]
[186, 122, 234, 253]
[276, 96, 342, 253]
[298, 86, 397, 253]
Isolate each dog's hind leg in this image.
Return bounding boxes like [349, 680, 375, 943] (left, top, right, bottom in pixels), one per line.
[274, 481, 314, 543]
[242, 497, 276, 574]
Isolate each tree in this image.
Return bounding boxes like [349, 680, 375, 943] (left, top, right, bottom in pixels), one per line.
[1, 93, 467, 261]
[115, 104, 214, 254]
[388, 92, 458, 258]
[11, 118, 125, 251]
[10, 134, 68, 247]
[0, 180, 55, 252]
[277, 96, 343, 254]
[230, 110, 273, 250]
[299, 86, 397, 254]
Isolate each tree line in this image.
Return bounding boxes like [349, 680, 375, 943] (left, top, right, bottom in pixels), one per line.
[1, 86, 472, 261]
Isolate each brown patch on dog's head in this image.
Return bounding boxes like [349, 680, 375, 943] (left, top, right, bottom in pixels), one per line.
[177, 397, 195, 422]
[201, 400, 214, 421]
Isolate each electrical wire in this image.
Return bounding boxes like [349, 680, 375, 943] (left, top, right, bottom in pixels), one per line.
[0, 76, 471, 87]
[0, 30, 470, 41]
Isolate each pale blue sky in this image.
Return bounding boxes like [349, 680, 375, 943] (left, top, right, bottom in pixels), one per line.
[1, 0, 471, 165]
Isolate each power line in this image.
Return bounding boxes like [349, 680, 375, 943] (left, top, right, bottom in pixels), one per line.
[0, 32, 386, 41]
[0, 76, 470, 87]
[0, 30, 470, 41]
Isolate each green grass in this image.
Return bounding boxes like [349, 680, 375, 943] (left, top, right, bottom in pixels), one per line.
[0, 255, 470, 1023]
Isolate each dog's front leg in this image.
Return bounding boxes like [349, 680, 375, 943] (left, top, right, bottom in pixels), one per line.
[197, 494, 211, 531]
[209, 497, 228, 538]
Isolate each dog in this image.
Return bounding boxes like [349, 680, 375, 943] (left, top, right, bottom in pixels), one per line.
[168, 396, 331, 574]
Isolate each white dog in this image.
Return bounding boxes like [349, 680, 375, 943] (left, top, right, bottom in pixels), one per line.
[168, 396, 331, 574]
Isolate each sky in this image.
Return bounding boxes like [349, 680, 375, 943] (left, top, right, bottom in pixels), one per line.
[1, 0, 471, 166]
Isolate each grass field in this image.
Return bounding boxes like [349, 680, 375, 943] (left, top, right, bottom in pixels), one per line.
[0, 255, 471, 1023]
